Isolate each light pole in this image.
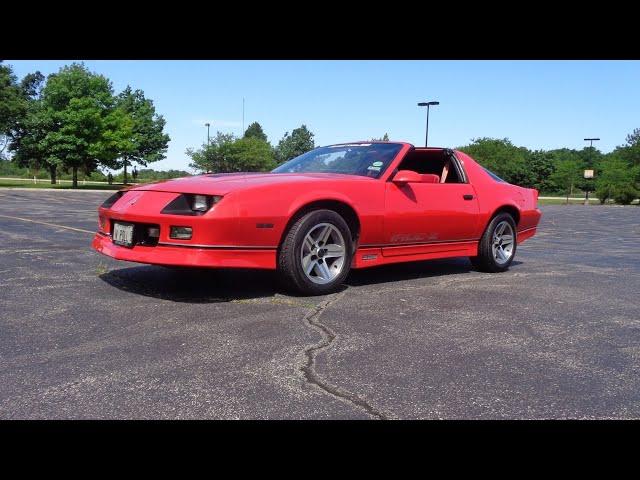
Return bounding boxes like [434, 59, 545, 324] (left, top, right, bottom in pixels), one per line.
[205, 123, 210, 145]
[583, 137, 599, 205]
[418, 101, 439, 147]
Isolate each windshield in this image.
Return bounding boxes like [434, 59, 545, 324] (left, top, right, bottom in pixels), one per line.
[271, 143, 404, 179]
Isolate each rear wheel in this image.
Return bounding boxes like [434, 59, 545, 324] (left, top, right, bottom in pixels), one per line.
[278, 209, 353, 295]
[470, 212, 517, 272]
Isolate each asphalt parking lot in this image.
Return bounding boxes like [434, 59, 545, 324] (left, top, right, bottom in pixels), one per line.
[1, 189, 639, 419]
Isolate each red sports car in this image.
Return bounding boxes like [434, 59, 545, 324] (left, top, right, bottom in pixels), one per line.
[93, 142, 542, 295]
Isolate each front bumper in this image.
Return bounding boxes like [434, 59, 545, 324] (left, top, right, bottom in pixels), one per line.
[92, 232, 277, 269]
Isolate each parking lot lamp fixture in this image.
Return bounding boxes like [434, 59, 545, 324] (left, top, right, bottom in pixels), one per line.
[418, 101, 440, 147]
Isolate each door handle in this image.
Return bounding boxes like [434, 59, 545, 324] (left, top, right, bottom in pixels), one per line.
[463, 194, 474, 200]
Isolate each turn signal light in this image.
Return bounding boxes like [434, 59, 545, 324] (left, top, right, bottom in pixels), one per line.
[170, 226, 192, 240]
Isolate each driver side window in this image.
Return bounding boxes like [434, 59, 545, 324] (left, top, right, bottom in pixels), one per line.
[395, 150, 463, 183]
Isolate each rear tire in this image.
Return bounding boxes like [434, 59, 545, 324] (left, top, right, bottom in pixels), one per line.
[470, 212, 517, 273]
[278, 209, 353, 295]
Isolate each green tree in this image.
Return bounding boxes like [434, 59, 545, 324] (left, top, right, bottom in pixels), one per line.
[39, 63, 118, 187]
[228, 137, 276, 171]
[550, 158, 584, 204]
[6, 71, 59, 181]
[546, 148, 580, 193]
[609, 128, 640, 167]
[243, 121, 268, 142]
[611, 183, 640, 205]
[274, 125, 315, 164]
[186, 132, 234, 172]
[186, 132, 275, 173]
[0, 62, 28, 158]
[577, 145, 603, 169]
[595, 156, 639, 204]
[525, 150, 556, 192]
[457, 137, 530, 185]
[20, 72, 46, 99]
[8, 96, 53, 181]
[371, 133, 390, 141]
[112, 86, 170, 184]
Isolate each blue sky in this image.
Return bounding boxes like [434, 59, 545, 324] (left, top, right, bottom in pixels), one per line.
[6, 60, 640, 172]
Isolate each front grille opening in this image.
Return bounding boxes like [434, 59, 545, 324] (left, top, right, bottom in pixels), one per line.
[110, 221, 160, 247]
[138, 223, 161, 246]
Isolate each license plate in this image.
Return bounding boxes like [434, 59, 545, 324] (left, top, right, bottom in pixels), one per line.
[113, 222, 134, 247]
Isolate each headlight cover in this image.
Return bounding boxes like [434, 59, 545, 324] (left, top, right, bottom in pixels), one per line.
[192, 194, 209, 212]
[161, 194, 222, 216]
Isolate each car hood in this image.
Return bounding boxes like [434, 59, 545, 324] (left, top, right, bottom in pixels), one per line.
[131, 172, 375, 195]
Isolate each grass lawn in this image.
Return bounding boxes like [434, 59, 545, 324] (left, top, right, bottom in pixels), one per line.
[538, 198, 599, 205]
[538, 198, 639, 206]
[0, 179, 123, 190]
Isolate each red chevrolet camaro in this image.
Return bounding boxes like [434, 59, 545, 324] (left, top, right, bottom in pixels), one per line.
[93, 142, 542, 295]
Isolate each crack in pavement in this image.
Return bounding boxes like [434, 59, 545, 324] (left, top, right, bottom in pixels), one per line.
[299, 290, 391, 420]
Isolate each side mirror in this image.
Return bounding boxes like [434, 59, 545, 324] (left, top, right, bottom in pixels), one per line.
[392, 170, 423, 185]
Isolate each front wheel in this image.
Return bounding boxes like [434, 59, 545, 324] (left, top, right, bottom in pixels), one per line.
[470, 213, 517, 272]
[278, 209, 353, 295]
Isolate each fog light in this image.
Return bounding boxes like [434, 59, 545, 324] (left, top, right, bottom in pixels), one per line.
[192, 195, 208, 212]
[170, 226, 192, 240]
[147, 227, 160, 238]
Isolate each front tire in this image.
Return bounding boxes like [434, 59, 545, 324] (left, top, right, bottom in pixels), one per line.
[470, 212, 517, 273]
[278, 209, 353, 295]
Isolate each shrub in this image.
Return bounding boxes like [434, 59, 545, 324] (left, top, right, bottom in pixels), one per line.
[612, 184, 640, 205]
[595, 185, 611, 204]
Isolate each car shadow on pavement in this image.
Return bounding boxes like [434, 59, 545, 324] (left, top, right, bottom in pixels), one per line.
[346, 257, 473, 287]
[99, 265, 282, 303]
[99, 259, 523, 303]
[346, 258, 523, 287]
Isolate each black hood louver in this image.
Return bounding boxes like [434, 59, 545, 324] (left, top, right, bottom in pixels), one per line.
[101, 191, 124, 209]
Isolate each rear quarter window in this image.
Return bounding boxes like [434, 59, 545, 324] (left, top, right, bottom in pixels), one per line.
[483, 167, 506, 183]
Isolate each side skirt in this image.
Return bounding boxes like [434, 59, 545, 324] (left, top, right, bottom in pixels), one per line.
[352, 240, 479, 269]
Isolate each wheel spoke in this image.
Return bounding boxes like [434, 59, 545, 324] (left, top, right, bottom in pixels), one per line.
[496, 222, 506, 236]
[497, 247, 507, 262]
[501, 234, 513, 245]
[304, 236, 314, 252]
[302, 254, 315, 275]
[323, 243, 345, 258]
[315, 261, 331, 280]
[318, 225, 332, 245]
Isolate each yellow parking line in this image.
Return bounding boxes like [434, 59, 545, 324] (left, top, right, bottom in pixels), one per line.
[0, 214, 94, 235]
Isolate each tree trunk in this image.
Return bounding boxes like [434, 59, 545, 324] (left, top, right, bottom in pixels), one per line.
[72, 166, 78, 188]
[49, 165, 57, 185]
[123, 163, 128, 185]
